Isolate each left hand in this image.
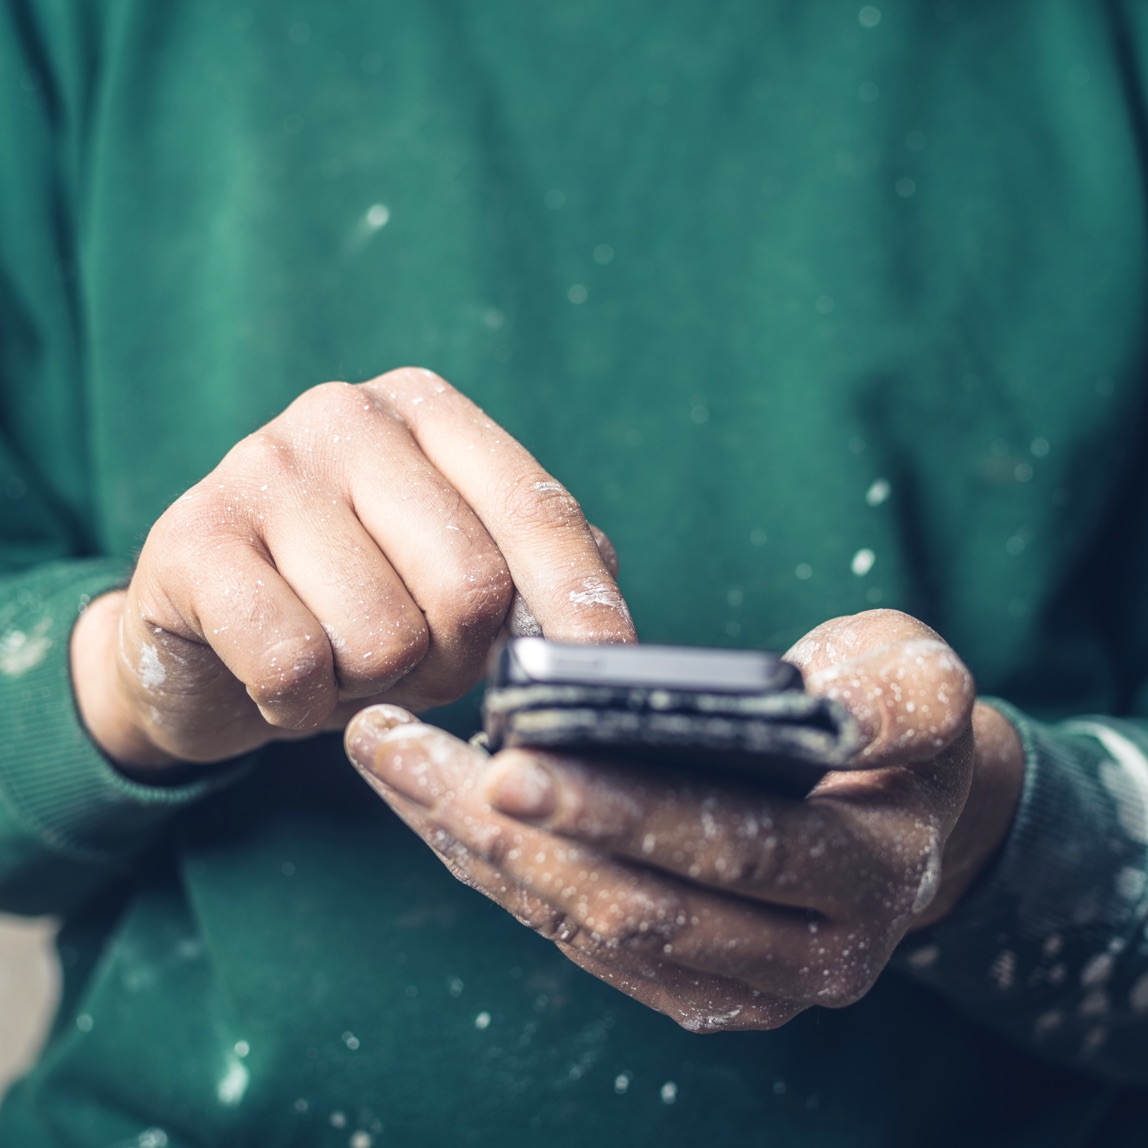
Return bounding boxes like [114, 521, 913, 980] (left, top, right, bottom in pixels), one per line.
[344, 609, 1024, 1032]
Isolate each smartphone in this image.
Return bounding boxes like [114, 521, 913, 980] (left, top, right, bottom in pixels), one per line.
[482, 638, 865, 798]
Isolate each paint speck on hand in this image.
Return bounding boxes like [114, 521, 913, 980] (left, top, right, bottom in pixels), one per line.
[138, 643, 167, 689]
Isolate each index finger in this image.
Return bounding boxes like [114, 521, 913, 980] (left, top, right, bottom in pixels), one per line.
[364, 368, 635, 645]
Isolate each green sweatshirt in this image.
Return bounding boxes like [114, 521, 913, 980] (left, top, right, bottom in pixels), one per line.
[2, 1, 1147, 1144]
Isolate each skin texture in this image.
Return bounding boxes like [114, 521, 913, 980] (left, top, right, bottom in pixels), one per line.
[344, 613, 1026, 1033]
[71, 367, 1025, 1030]
[71, 368, 634, 770]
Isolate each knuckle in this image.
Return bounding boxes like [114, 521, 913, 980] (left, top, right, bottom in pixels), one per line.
[246, 637, 333, 717]
[269, 382, 377, 469]
[363, 366, 451, 413]
[361, 617, 430, 682]
[426, 552, 514, 634]
[153, 486, 235, 551]
[332, 626, 430, 699]
[708, 825, 790, 892]
[286, 379, 363, 423]
[499, 473, 586, 533]
[200, 431, 307, 513]
[575, 885, 684, 952]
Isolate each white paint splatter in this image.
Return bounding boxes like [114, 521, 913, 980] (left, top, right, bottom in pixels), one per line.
[659, 1081, 678, 1104]
[568, 579, 632, 623]
[905, 944, 940, 971]
[1115, 866, 1146, 902]
[865, 478, 891, 506]
[217, 1055, 250, 1106]
[322, 624, 349, 655]
[475, 1011, 491, 1030]
[1129, 972, 1148, 1013]
[0, 619, 52, 676]
[851, 548, 876, 576]
[1081, 953, 1115, 988]
[911, 829, 942, 915]
[989, 949, 1016, 991]
[138, 643, 167, 689]
[1065, 722, 1148, 844]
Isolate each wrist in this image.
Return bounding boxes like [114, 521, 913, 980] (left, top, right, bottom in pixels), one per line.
[71, 591, 181, 775]
[911, 700, 1026, 928]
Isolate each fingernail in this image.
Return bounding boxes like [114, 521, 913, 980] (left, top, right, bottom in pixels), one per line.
[489, 754, 558, 819]
[350, 725, 447, 808]
[344, 705, 421, 773]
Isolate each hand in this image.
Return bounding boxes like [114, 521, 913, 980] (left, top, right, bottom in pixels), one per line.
[345, 609, 1025, 1032]
[71, 368, 635, 771]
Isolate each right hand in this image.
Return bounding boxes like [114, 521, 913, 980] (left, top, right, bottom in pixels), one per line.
[71, 368, 635, 772]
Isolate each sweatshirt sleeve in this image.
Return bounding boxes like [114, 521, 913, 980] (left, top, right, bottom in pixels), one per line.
[0, 4, 250, 917]
[893, 701, 1148, 1085]
[0, 561, 252, 916]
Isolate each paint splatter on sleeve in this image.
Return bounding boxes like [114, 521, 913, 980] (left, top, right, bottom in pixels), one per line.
[0, 561, 254, 916]
[894, 701, 1148, 1084]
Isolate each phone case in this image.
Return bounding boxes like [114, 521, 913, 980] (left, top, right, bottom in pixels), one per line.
[482, 680, 866, 798]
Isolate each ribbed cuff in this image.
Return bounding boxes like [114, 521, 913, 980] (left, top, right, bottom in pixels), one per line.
[893, 701, 1148, 1081]
[0, 559, 251, 863]
[897, 702, 1135, 972]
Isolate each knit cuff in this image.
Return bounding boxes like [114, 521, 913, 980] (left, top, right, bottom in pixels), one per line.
[0, 559, 252, 864]
[893, 700, 1148, 1081]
